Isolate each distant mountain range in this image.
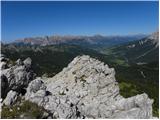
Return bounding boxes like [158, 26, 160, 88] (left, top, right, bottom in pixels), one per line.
[11, 34, 148, 47]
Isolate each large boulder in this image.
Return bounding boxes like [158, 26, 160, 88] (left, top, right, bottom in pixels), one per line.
[25, 78, 49, 106]
[25, 55, 154, 119]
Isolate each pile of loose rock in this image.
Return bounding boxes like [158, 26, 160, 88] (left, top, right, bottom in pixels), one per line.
[0, 55, 155, 119]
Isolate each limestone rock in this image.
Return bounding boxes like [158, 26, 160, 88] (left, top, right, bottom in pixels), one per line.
[3, 90, 18, 106]
[0, 62, 8, 70]
[1, 56, 36, 98]
[25, 78, 49, 107]
[25, 55, 154, 119]
[23, 57, 32, 67]
[111, 93, 153, 119]
[16, 59, 23, 66]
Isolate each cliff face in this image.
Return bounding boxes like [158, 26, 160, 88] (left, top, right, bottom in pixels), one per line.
[1, 55, 155, 119]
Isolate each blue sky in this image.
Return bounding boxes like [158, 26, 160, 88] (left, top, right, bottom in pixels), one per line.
[1, 1, 159, 42]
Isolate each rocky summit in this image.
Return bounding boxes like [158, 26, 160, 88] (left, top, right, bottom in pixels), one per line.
[1, 55, 155, 118]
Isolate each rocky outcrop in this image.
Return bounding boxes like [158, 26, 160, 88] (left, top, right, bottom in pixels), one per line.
[1, 56, 36, 99]
[3, 90, 18, 106]
[24, 55, 154, 119]
[25, 78, 49, 107]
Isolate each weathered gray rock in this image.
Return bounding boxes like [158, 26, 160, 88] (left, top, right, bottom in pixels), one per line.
[16, 59, 23, 66]
[0, 62, 8, 70]
[110, 93, 153, 119]
[3, 90, 18, 106]
[25, 55, 155, 119]
[23, 57, 32, 67]
[1, 56, 36, 98]
[25, 78, 48, 107]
